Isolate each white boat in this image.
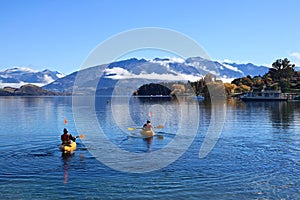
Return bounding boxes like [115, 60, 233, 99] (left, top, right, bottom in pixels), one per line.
[240, 90, 288, 101]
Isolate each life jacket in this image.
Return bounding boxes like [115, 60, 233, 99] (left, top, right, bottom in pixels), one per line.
[61, 134, 71, 144]
[145, 123, 153, 130]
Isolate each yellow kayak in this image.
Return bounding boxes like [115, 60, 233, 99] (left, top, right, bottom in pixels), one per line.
[60, 142, 77, 153]
[140, 129, 155, 137]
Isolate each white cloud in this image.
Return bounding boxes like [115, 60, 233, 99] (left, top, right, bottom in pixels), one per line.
[168, 57, 185, 63]
[7, 67, 38, 73]
[149, 57, 185, 67]
[220, 77, 234, 83]
[103, 67, 202, 82]
[290, 52, 300, 59]
[290, 52, 300, 66]
[222, 59, 235, 63]
[222, 63, 243, 73]
[104, 67, 133, 79]
[0, 81, 45, 88]
[221, 59, 248, 64]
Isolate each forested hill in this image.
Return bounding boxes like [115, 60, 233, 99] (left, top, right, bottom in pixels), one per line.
[136, 83, 172, 96]
[0, 84, 65, 96]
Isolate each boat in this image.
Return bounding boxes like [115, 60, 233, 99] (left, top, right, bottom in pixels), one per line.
[294, 95, 300, 100]
[240, 90, 288, 101]
[60, 142, 77, 153]
[140, 128, 155, 137]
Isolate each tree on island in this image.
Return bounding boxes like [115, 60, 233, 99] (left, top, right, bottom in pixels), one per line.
[231, 58, 299, 93]
[269, 58, 295, 81]
[136, 83, 172, 96]
[268, 58, 296, 92]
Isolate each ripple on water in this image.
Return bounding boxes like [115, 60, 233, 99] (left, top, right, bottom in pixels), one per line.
[1, 97, 300, 199]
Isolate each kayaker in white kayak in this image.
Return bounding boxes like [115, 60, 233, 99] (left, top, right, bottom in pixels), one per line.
[143, 120, 153, 130]
[61, 128, 77, 146]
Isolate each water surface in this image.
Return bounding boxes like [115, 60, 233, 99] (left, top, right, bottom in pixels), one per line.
[0, 96, 299, 199]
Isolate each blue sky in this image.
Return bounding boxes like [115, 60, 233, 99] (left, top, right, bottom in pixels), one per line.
[1, 0, 300, 74]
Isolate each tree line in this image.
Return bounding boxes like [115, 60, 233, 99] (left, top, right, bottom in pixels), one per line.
[228, 58, 299, 94]
[135, 58, 299, 97]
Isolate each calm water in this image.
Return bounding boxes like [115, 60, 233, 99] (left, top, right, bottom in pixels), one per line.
[0, 96, 299, 199]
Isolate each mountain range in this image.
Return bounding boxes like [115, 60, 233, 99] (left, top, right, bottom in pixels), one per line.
[1, 57, 272, 94]
[0, 67, 64, 88]
[43, 57, 271, 94]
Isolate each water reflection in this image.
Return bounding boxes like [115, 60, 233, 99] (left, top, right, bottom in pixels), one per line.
[266, 102, 293, 129]
[143, 137, 153, 152]
[61, 152, 74, 185]
[235, 100, 296, 130]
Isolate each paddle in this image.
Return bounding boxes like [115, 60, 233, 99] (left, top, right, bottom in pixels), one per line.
[76, 134, 85, 139]
[128, 125, 164, 131]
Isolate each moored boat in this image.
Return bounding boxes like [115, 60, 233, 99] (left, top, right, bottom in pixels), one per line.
[240, 90, 288, 101]
[60, 142, 77, 153]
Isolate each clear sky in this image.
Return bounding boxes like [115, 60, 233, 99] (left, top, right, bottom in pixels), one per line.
[1, 0, 300, 74]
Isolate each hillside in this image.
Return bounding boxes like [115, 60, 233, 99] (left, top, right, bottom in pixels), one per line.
[0, 84, 65, 96]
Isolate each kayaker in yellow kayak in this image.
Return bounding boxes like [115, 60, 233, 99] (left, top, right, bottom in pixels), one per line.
[143, 120, 153, 130]
[61, 128, 77, 146]
[141, 120, 155, 137]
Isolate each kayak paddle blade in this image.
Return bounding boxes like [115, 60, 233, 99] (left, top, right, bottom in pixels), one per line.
[79, 134, 85, 139]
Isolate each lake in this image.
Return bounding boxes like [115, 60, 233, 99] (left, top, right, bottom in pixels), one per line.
[0, 96, 299, 199]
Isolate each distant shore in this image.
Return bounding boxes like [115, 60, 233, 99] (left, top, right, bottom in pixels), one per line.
[0, 84, 68, 96]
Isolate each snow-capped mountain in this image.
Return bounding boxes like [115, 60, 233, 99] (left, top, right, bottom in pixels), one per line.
[222, 62, 269, 77]
[101, 57, 269, 81]
[0, 67, 65, 88]
[43, 57, 270, 93]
